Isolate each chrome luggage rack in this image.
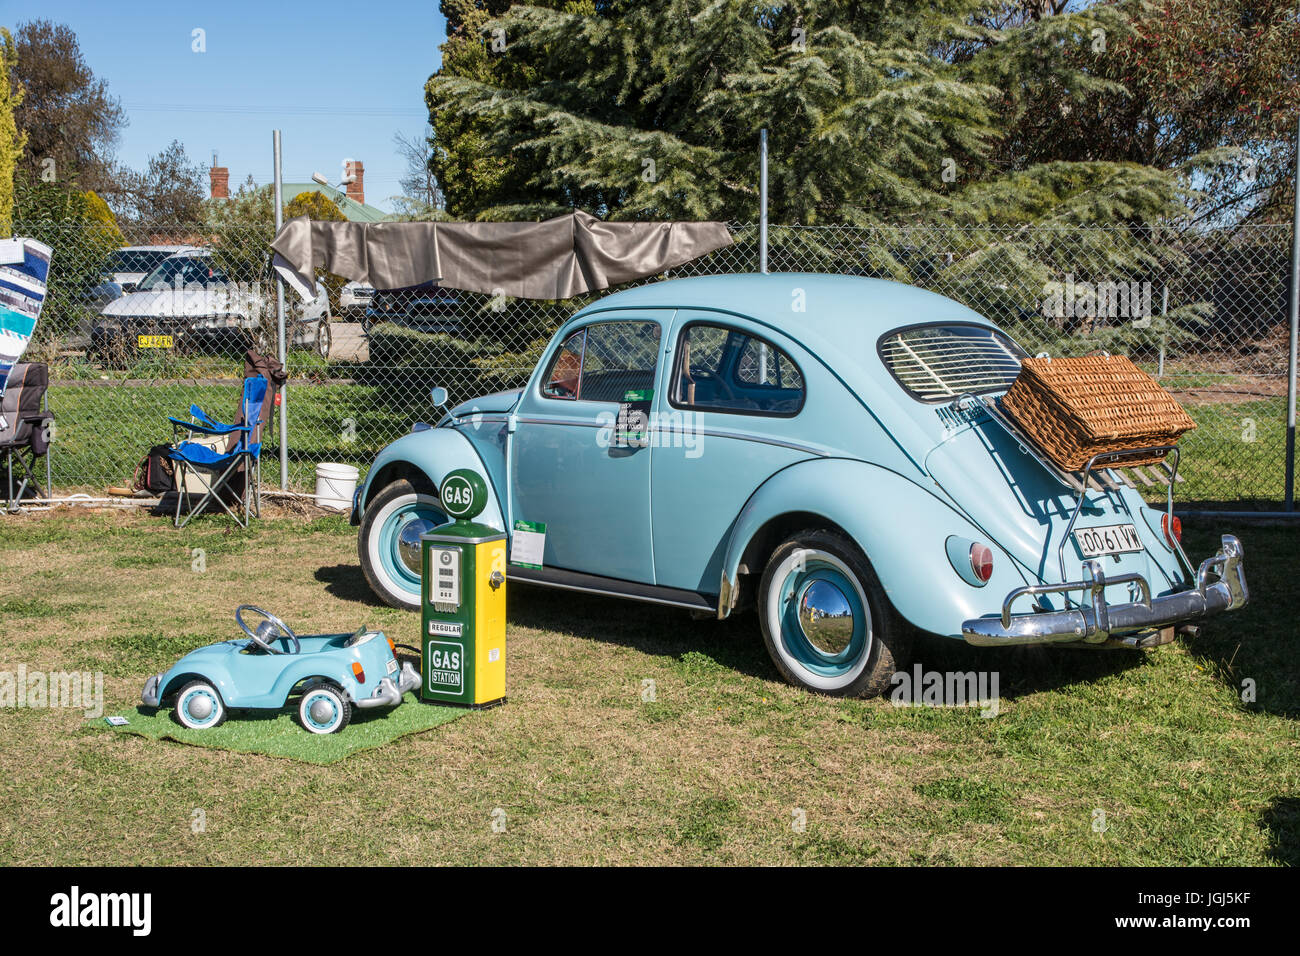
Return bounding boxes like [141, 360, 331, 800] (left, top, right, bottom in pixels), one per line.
[971, 393, 1184, 494]
[952, 393, 1196, 583]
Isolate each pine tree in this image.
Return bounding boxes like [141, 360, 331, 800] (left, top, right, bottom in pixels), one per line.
[423, 1, 1273, 338]
[424, 1, 1190, 228]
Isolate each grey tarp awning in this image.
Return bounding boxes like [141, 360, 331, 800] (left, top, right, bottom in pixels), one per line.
[270, 210, 733, 301]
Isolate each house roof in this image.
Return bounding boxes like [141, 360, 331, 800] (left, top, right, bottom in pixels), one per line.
[280, 183, 392, 223]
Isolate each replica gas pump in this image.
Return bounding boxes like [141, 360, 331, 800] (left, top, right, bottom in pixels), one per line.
[420, 469, 507, 708]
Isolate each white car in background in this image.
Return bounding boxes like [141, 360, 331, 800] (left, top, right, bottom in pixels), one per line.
[340, 280, 375, 317]
[107, 245, 201, 293]
[92, 249, 331, 360]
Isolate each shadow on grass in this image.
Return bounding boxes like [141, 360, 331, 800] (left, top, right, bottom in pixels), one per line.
[316, 549, 1281, 704]
[507, 581, 776, 682]
[316, 563, 390, 607]
[506, 579, 1148, 698]
[910, 633, 1145, 701]
[1179, 521, 1298, 719]
[1260, 797, 1300, 867]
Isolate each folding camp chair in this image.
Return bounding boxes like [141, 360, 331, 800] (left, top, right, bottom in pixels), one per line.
[167, 375, 267, 528]
[0, 363, 54, 511]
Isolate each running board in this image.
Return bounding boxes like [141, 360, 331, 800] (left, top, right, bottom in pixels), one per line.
[507, 565, 717, 612]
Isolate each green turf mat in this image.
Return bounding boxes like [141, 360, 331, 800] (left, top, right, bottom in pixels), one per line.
[94, 692, 465, 764]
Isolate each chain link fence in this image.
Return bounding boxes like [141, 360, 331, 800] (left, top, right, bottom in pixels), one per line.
[9, 218, 1295, 511]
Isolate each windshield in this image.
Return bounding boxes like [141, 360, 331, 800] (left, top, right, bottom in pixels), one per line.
[136, 255, 230, 292]
[110, 249, 175, 276]
[879, 322, 1027, 402]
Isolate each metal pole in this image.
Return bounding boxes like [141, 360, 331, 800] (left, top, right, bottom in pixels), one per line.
[273, 130, 289, 491]
[759, 128, 768, 274]
[1157, 285, 1168, 378]
[1286, 116, 1300, 511]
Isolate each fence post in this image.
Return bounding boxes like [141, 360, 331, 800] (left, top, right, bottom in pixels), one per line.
[272, 129, 288, 491]
[1287, 116, 1300, 511]
[1157, 284, 1168, 378]
[759, 128, 768, 274]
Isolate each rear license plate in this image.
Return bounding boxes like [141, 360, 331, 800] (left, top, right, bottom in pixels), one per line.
[137, 334, 173, 349]
[1074, 523, 1144, 557]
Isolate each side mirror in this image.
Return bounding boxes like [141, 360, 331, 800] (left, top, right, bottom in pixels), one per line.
[430, 386, 449, 407]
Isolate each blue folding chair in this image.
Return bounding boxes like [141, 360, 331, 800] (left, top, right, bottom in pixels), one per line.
[167, 375, 268, 528]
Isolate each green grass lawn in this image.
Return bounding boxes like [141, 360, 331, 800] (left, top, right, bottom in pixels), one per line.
[0, 510, 1295, 865]
[1171, 398, 1287, 507]
[45, 379, 433, 491]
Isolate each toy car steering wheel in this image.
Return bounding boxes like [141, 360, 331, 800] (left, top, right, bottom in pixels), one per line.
[236, 605, 301, 655]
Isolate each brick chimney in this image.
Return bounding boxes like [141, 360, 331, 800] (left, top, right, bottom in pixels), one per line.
[209, 153, 229, 200]
[344, 159, 364, 206]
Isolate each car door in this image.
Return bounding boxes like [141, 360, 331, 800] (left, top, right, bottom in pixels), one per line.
[510, 315, 666, 583]
[651, 314, 815, 594]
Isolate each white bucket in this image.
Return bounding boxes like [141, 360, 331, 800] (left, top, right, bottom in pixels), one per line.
[315, 463, 359, 511]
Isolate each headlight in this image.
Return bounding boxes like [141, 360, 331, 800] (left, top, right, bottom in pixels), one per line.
[194, 313, 249, 330]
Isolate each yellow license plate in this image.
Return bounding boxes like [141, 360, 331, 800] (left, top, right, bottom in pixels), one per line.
[137, 335, 173, 349]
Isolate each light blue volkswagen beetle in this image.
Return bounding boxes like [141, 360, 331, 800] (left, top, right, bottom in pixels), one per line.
[353, 274, 1247, 698]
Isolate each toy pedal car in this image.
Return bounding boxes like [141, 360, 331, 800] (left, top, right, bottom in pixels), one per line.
[141, 606, 421, 734]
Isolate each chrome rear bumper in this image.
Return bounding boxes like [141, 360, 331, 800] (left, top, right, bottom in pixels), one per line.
[354, 661, 421, 708]
[962, 535, 1247, 647]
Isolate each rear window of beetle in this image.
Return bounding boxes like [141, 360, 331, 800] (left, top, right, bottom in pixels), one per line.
[878, 323, 1026, 403]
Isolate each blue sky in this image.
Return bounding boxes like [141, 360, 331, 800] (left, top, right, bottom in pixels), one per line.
[7, 0, 445, 212]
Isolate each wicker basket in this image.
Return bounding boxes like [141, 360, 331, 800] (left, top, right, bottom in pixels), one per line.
[999, 355, 1196, 471]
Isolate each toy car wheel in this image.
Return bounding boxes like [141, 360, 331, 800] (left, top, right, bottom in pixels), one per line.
[758, 529, 911, 699]
[174, 679, 228, 730]
[298, 682, 351, 735]
[358, 477, 447, 610]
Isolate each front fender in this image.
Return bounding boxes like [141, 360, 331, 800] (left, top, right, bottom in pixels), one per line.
[719, 459, 1031, 639]
[355, 427, 505, 531]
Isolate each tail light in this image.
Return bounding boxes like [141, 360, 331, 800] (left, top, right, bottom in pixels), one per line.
[969, 543, 994, 583]
[351, 662, 366, 684]
[387, 637, 396, 654]
[1161, 514, 1182, 548]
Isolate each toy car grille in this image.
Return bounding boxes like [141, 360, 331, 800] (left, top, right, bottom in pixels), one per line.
[880, 324, 1025, 402]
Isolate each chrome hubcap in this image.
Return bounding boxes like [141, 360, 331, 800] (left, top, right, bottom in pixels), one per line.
[398, 516, 441, 573]
[309, 698, 335, 724]
[797, 579, 855, 656]
[186, 693, 213, 720]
